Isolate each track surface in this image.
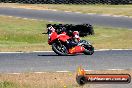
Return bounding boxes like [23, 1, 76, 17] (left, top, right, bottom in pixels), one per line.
[0, 7, 132, 28]
[0, 50, 132, 73]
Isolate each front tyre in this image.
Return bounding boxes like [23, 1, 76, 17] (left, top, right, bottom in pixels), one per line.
[83, 45, 94, 55]
[52, 43, 68, 56]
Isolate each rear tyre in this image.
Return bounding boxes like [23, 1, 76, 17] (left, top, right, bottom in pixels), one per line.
[83, 45, 94, 55]
[52, 43, 68, 56]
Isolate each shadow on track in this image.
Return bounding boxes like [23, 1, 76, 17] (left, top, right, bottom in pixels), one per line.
[38, 54, 59, 56]
[38, 54, 76, 57]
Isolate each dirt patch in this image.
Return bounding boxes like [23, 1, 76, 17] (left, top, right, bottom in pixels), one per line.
[0, 3, 49, 10]
[0, 72, 79, 88]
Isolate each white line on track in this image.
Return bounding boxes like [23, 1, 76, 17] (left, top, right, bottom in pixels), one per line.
[0, 52, 24, 54]
[100, 14, 112, 16]
[48, 20, 54, 22]
[51, 9, 58, 11]
[1, 15, 58, 23]
[33, 49, 132, 53]
[7, 73, 21, 75]
[33, 51, 54, 53]
[34, 72, 47, 74]
[15, 17, 22, 19]
[107, 69, 125, 71]
[86, 13, 96, 15]
[85, 70, 95, 71]
[7, 16, 13, 18]
[64, 11, 72, 13]
[0, 49, 132, 54]
[95, 49, 132, 51]
[4, 69, 130, 74]
[56, 71, 70, 73]
[23, 18, 28, 20]
[112, 15, 123, 17]
[75, 12, 81, 14]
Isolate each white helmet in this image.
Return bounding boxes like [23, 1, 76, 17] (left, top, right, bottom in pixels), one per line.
[48, 26, 55, 32]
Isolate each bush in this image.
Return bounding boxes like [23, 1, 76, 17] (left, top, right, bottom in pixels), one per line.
[47, 24, 94, 37]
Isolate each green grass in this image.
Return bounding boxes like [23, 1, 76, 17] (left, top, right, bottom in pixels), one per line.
[0, 16, 57, 51]
[0, 15, 132, 51]
[0, 81, 31, 88]
[0, 81, 19, 88]
[82, 26, 132, 49]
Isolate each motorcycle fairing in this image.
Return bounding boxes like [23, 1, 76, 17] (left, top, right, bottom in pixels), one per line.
[69, 46, 85, 54]
[48, 31, 58, 45]
[48, 32, 70, 44]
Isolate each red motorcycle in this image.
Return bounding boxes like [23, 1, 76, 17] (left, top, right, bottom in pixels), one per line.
[44, 26, 94, 56]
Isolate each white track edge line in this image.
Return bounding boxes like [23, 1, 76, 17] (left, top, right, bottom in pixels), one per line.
[4, 69, 130, 74]
[0, 49, 132, 53]
[34, 49, 132, 52]
[107, 69, 125, 70]
[56, 71, 70, 72]
[0, 52, 24, 54]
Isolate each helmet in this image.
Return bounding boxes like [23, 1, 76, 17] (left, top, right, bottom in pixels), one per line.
[73, 31, 79, 35]
[47, 26, 55, 32]
[73, 31, 79, 38]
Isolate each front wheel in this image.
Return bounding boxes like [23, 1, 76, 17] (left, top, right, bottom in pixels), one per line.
[52, 42, 68, 56]
[83, 45, 94, 55]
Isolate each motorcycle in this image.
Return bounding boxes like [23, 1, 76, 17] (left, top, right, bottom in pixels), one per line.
[43, 26, 94, 56]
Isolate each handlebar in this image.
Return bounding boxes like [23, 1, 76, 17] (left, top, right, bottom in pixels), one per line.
[42, 32, 48, 34]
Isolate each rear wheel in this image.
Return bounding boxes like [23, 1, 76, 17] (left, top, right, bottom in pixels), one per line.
[52, 42, 68, 56]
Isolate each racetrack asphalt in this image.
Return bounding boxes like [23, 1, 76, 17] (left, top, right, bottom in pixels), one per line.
[0, 50, 132, 73]
[0, 7, 132, 28]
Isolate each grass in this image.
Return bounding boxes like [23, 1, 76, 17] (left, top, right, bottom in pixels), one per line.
[0, 3, 132, 17]
[0, 81, 19, 88]
[0, 15, 58, 51]
[0, 72, 79, 88]
[83, 26, 132, 49]
[0, 70, 132, 88]
[0, 15, 132, 51]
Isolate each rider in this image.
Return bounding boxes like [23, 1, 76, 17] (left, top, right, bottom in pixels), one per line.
[66, 31, 80, 48]
[47, 25, 83, 54]
[47, 25, 81, 47]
